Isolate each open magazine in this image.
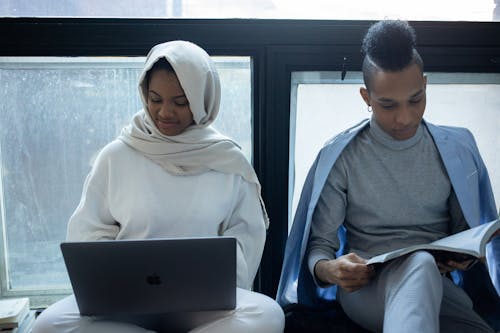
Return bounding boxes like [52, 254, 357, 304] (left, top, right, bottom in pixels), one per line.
[367, 219, 500, 265]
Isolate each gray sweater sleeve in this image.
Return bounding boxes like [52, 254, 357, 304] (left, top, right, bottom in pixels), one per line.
[307, 156, 347, 280]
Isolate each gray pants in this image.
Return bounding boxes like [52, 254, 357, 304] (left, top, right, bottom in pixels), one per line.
[338, 251, 493, 333]
[32, 288, 284, 333]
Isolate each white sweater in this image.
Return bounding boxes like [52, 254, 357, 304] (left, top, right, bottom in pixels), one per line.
[67, 140, 266, 290]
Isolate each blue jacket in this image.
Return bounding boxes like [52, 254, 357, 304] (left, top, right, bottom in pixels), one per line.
[277, 119, 499, 312]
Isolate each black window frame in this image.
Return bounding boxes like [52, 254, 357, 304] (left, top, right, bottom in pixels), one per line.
[1, 18, 500, 300]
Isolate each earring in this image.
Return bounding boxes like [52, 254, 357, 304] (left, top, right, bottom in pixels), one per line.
[367, 105, 372, 112]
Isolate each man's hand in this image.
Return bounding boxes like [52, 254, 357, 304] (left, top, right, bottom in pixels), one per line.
[432, 251, 477, 274]
[314, 252, 375, 292]
[436, 259, 476, 274]
[488, 229, 500, 242]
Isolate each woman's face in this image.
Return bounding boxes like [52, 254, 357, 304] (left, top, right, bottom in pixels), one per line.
[360, 63, 427, 140]
[147, 69, 194, 136]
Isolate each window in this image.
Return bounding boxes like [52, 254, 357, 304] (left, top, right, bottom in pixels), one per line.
[290, 71, 500, 228]
[0, 56, 251, 306]
[1, 0, 498, 21]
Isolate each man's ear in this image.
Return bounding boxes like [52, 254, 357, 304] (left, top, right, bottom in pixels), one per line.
[360, 87, 370, 106]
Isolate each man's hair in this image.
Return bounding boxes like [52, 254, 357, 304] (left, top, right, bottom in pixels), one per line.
[361, 20, 424, 90]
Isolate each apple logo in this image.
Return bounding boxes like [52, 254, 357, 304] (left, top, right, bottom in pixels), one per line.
[146, 274, 162, 285]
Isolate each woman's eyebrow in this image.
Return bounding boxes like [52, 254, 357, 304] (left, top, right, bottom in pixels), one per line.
[410, 89, 424, 98]
[148, 91, 186, 100]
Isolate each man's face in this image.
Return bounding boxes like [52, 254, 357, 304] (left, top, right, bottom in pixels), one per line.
[361, 63, 427, 140]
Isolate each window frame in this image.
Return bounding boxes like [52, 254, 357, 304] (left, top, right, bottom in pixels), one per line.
[1, 18, 500, 304]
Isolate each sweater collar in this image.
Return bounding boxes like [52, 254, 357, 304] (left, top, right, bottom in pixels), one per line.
[369, 116, 423, 150]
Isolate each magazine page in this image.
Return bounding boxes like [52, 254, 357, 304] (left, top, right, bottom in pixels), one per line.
[367, 219, 500, 265]
[430, 219, 500, 254]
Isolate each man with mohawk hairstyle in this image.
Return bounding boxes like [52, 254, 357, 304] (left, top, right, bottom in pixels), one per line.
[278, 20, 499, 332]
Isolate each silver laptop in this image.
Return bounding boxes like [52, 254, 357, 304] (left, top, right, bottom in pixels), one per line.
[61, 237, 236, 316]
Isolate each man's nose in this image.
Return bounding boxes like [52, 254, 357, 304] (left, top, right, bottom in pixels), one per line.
[395, 106, 412, 126]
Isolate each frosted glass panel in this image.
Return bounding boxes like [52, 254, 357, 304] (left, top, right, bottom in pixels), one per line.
[1, 0, 498, 21]
[0, 56, 251, 291]
[290, 71, 500, 230]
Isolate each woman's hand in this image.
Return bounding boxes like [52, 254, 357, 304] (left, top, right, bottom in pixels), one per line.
[314, 252, 375, 292]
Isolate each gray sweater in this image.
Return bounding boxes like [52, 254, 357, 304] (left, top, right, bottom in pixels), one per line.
[307, 117, 468, 276]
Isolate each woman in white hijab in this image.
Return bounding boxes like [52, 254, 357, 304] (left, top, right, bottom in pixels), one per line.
[32, 41, 284, 333]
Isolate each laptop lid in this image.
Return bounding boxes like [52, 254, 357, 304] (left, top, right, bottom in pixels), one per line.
[60, 237, 236, 316]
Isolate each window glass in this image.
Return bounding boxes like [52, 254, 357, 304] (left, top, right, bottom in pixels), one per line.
[0, 56, 251, 303]
[290, 71, 500, 230]
[1, 0, 498, 21]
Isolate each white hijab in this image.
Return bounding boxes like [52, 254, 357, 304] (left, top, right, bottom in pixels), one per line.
[118, 41, 269, 226]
